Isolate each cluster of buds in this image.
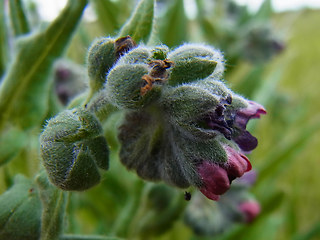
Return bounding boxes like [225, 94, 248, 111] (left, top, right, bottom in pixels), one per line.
[40, 36, 266, 201]
[184, 171, 261, 236]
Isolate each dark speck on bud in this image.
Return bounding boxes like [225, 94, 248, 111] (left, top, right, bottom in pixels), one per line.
[114, 35, 137, 59]
[184, 191, 192, 201]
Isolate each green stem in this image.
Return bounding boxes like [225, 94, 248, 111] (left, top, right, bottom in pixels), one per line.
[111, 179, 144, 238]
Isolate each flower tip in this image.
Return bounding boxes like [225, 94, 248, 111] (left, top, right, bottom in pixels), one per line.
[198, 162, 230, 201]
[240, 153, 252, 172]
[238, 200, 261, 223]
[247, 101, 267, 118]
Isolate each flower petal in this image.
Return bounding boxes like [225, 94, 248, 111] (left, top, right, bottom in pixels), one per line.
[224, 145, 252, 181]
[235, 101, 267, 128]
[198, 161, 230, 200]
[238, 200, 261, 223]
[234, 130, 258, 152]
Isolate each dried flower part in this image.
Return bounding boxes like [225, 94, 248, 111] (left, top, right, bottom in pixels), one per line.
[40, 108, 109, 191]
[87, 35, 137, 94]
[114, 35, 137, 59]
[106, 47, 174, 109]
[141, 60, 174, 96]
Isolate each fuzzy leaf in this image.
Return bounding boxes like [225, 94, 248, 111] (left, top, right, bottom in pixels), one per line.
[159, 0, 187, 47]
[0, 0, 88, 130]
[9, 0, 30, 36]
[0, 175, 41, 240]
[37, 172, 68, 240]
[91, 0, 119, 34]
[118, 0, 154, 43]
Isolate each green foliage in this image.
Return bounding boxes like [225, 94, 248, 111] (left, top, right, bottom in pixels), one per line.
[118, 0, 154, 43]
[0, 0, 319, 239]
[9, 0, 30, 36]
[0, 175, 41, 240]
[0, 0, 87, 130]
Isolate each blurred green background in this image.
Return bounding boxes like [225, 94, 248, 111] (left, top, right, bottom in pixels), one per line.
[1, 0, 320, 239]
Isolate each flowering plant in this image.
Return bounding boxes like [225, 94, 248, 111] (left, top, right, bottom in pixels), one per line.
[2, 0, 307, 239]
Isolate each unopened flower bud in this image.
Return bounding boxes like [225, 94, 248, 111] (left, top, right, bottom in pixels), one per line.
[40, 108, 109, 191]
[238, 200, 261, 223]
[117, 46, 152, 65]
[167, 43, 225, 86]
[87, 36, 137, 93]
[87, 37, 116, 92]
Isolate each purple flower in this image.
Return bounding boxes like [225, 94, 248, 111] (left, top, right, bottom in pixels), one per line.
[206, 99, 266, 152]
[198, 145, 252, 201]
[238, 200, 261, 223]
[233, 101, 267, 152]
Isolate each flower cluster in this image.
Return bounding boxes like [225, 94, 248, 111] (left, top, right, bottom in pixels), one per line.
[40, 36, 265, 201]
[104, 37, 266, 201]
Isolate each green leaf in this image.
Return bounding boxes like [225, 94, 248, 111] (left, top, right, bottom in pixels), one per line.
[36, 172, 68, 240]
[0, 125, 28, 166]
[0, 175, 42, 240]
[293, 221, 320, 240]
[159, 0, 187, 47]
[256, 123, 320, 185]
[0, 0, 88, 130]
[9, 0, 30, 36]
[0, 0, 9, 77]
[254, 0, 273, 21]
[91, 0, 119, 34]
[118, 0, 154, 43]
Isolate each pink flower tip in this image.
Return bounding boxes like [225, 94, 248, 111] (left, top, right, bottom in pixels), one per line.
[238, 200, 261, 223]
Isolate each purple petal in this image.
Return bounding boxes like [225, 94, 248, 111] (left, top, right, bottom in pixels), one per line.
[223, 145, 252, 180]
[234, 130, 258, 152]
[235, 101, 267, 129]
[238, 200, 261, 223]
[198, 161, 230, 201]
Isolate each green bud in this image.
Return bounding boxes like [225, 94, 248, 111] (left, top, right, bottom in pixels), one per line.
[0, 175, 41, 240]
[167, 43, 225, 86]
[87, 37, 116, 92]
[161, 85, 219, 126]
[40, 108, 109, 191]
[117, 46, 152, 65]
[151, 45, 169, 60]
[196, 78, 233, 99]
[106, 63, 160, 109]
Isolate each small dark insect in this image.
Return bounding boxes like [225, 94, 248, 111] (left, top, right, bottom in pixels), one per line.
[114, 35, 137, 59]
[184, 191, 192, 201]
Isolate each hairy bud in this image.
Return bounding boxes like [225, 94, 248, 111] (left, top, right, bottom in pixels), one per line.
[167, 43, 225, 86]
[40, 108, 109, 191]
